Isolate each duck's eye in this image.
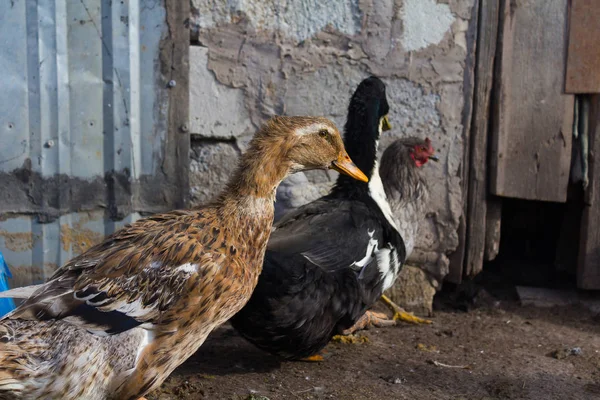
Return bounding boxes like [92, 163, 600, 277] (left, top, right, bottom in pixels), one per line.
[318, 129, 328, 138]
[420, 146, 428, 152]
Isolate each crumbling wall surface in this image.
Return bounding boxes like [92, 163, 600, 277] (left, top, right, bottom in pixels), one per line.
[189, 0, 476, 293]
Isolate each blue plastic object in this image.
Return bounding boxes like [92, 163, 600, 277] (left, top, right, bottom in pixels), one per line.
[0, 250, 15, 317]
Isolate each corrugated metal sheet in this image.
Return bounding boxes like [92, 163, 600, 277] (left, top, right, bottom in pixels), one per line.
[0, 0, 165, 178]
[0, 0, 187, 286]
[0, 211, 140, 286]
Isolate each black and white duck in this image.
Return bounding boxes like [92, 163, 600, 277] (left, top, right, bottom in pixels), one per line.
[230, 77, 438, 360]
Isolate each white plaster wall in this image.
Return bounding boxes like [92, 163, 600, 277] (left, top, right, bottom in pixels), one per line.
[189, 0, 476, 282]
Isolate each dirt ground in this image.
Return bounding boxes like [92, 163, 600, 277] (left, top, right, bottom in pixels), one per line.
[148, 293, 600, 400]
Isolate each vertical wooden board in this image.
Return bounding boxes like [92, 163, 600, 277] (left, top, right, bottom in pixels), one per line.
[490, 0, 573, 203]
[578, 95, 600, 289]
[565, 0, 600, 94]
[464, 0, 500, 277]
[162, 0, 191, 208]
[448, 0, 480, 284]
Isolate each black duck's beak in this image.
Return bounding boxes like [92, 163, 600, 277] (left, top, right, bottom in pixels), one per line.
[429, 155, 439, 162]
[381, 115, 392, 132]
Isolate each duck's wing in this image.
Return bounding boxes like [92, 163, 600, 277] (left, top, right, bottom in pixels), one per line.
[6, 210, 221, 336]
[268, 199, 385, 273]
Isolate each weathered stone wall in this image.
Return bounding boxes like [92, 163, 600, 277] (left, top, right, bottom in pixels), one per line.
[188, 0, 476, 301]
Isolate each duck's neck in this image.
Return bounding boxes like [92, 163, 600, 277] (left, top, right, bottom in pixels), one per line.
[217, 137, 292, 209]
[330, 114, 380, 197]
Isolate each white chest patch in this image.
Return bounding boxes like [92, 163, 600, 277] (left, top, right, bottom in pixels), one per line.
[368, 133, 403, 291]
[369, 161, 399, 232]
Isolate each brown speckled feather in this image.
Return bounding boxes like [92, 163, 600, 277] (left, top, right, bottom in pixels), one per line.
[12, 208, 264, 333]
[0, 116, 365, 400]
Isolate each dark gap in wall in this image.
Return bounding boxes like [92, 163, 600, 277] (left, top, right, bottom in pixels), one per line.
[436, 186, 584, 312]
[484, 192, 582, 291]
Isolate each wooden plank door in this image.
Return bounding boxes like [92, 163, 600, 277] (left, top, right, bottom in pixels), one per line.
[489, 0, 573, 203]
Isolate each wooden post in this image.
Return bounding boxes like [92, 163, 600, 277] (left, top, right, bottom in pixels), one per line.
[448, 0, 481, 283]
[463, 0, 500, 277]
[162, 0, 191, 209]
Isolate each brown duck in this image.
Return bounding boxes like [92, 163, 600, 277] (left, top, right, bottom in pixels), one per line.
[0, 116, 367, 400]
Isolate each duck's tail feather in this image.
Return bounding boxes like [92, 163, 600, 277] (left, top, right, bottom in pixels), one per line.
[0, 285, 41, 300]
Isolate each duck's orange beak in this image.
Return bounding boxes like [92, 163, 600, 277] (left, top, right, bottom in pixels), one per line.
[331, 153, 369, 182]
